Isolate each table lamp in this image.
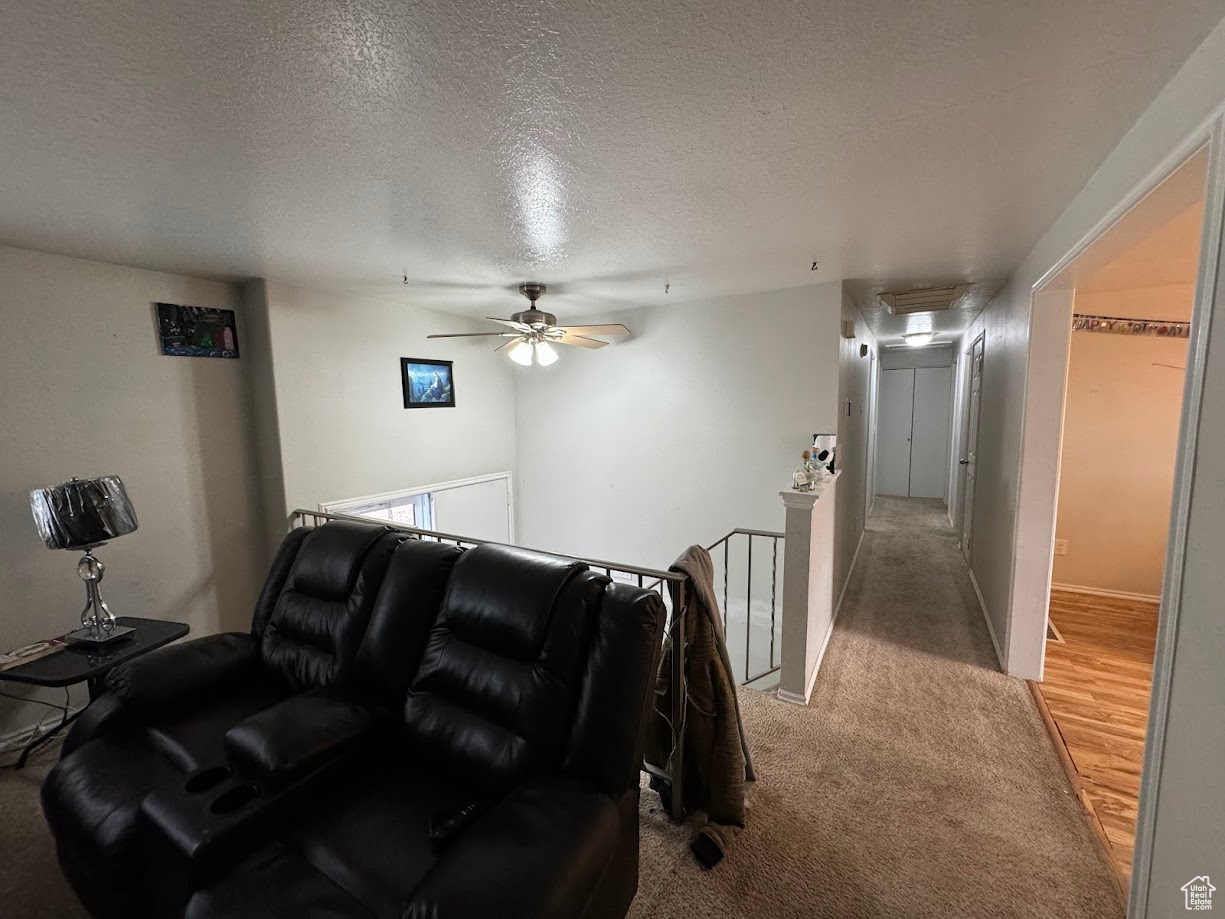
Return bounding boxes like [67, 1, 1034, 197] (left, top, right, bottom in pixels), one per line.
[30, 476, 139, 645]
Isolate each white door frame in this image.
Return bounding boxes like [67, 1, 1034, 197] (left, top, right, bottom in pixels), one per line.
[1017, 114, 1225, 918]
[957, 332, 986, 564]
[866, 347, 879, 518]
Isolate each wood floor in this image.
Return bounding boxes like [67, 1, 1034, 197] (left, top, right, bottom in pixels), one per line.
[1037, 588, 1159, 892]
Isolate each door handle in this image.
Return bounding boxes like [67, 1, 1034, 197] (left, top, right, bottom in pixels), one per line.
[959, 459, 969, 465]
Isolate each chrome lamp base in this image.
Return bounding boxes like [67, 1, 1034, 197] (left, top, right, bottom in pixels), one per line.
[64, 548, 134, 646]
[64, 625, 135, 646]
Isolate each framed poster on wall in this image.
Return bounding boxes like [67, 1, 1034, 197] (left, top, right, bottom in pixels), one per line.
[155, 303, 239, 358]
[401, 358, 455, 408]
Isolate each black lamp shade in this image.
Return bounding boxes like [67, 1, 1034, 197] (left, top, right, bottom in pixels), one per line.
[30, 476, 138, 550]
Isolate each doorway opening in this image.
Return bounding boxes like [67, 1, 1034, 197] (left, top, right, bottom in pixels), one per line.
[1031, 146, 1207, 896]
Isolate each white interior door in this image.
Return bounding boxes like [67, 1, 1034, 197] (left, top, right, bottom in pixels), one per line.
[960, 336, 985, 562]
[877, 368, 915, 497]
[431, 476, 512, 543]
[909, 366, 953, 499]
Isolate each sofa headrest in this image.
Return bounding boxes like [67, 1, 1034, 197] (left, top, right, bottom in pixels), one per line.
[355, 539, 464, 701]
[439, 545, 587, 661]
[288, 521, 390, 601]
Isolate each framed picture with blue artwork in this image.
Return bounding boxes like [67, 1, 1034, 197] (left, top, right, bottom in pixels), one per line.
[401, 358, 455, 409]
[156, 302, 239, 358]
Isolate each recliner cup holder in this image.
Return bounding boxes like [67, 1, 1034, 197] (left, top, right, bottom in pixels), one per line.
[209, 784, 260, 815]
[184, 766, 232, 795]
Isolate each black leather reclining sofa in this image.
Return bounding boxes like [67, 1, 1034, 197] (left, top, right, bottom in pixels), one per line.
[41, 520, 666, 919]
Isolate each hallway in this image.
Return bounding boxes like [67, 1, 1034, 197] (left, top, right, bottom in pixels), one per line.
[633, 497, 1122, 919]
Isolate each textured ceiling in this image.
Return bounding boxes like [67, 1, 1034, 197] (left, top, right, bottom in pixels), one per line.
[1, 0, 1222, 323]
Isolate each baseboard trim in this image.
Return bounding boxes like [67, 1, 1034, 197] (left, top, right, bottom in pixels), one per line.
[0, 705, 83, 755]
[1050, 582, 1160, 603]
[779, 527, 867, 707]
[834, 528, 866, 619]
[969, 568, 1006, 670]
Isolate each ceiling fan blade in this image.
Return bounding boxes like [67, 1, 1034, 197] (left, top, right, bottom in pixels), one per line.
[555, 324, 631, 337]
[486, 317, 533, 331]
[494, 336, 524, 352]
[556, 333, 609, 349]
[426, 332, 519, 339]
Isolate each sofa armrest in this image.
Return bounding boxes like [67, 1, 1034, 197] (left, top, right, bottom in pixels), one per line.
[404, 777, 620, 919]
[224, 687, 386, 785]
[62, 691, 127, 754]
[105, 633, 258, 716]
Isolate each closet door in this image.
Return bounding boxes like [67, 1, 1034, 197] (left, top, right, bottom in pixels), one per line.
[909, 366, 953, 499]
[877, 369, 915, 496]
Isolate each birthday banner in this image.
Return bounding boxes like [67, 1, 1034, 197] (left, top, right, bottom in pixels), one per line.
[1072, 313, 1190, 338]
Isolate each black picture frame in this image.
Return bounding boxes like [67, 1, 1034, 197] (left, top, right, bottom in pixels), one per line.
[401, 358, 456, 409]
[155, 302, 240, 359]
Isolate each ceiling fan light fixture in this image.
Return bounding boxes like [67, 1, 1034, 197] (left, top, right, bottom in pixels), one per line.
[507, 338, 534, 366]
[428, 282, 630, 362]
[534, 340, 558, 366]
[903, 332, 935, 347]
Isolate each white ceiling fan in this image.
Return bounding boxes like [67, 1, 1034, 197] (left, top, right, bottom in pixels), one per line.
[427, 283, 631, 366]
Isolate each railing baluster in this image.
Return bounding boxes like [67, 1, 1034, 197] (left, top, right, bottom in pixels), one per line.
[723, 538, 729, 630]
[770, 536, 777, 669]
[667, 578, 686, 821]
[745, 535, 752, 682]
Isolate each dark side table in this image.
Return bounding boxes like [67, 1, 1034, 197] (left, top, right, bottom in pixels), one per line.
[0, 617, 189, 768]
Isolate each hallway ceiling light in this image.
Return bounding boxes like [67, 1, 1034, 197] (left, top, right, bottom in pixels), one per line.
[903, 332, 935, 347]
[428, 283, 631, 367]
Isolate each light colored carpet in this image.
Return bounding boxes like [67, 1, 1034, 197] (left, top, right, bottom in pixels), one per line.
[1, 498, 1121, 918]
[631, 497, 1123, 919]
[0, 738, 85, 918]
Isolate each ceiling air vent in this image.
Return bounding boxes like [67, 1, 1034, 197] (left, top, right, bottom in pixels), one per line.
[878, 285, 971, 316]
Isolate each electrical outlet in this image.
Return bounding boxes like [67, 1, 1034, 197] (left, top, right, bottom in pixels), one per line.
[1054, 539, 1068, 557]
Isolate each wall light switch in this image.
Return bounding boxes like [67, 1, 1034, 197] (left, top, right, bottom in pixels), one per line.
[1054, 539, 1068, 557]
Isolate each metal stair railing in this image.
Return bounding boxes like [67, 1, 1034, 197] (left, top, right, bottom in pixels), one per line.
[288, 508, 691, 820]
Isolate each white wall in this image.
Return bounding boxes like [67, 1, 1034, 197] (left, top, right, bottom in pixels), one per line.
[956, 17, 1225, 916]
[1150, 139, 1225, 914]
[960, 18, 1225, 680]
[880, 343, 954, 370]
[514, 282, 843, 569]
[1053, 288, 1191, 597]
[242, 280, 518, 537]
[0, 246, 265, 734]
[836, 286, 876, 599]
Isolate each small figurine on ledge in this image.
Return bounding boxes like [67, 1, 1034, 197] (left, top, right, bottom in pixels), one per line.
[791, 451, 818, 492]
[813, 433, 837, 475]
